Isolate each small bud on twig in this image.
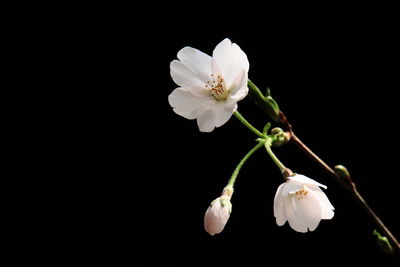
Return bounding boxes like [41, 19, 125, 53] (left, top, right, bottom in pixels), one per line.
[334, 165, 352, 182]
[271, 127, 291, 147]
[373, 230, 394, 254]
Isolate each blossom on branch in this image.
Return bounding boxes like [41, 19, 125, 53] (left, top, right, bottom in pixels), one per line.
[168, 38, 250, 132]
[274, 174, 334, 233]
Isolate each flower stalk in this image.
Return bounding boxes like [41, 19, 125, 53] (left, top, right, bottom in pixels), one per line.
[227, 142, 264, 187]
[263, 141, 287, 176]
[233, 110, 291, 177]
[205, 142, 263, 236]
[233, 111, 264, 137]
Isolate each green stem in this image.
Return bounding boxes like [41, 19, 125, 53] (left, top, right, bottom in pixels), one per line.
[264, 141, 286, 173]
[248, 79, 280, 122]
[234, 111, 264, 137]
[227, 142, 264, 187]
[248, 79, 266, 101]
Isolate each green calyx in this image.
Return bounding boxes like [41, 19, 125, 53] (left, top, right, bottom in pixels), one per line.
[222, 186, 234, 197]
[257, 126, 290, 148]
[247, 79, 280, 122]
[220, 197, 231, 208]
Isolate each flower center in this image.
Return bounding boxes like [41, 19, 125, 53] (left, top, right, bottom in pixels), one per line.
[206, 74, 228, 101]
[290, 186, 309, 200]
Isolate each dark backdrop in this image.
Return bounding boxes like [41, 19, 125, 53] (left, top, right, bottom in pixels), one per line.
[1, 1, 399, 266]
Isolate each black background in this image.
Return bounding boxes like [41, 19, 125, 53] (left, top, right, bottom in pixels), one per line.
[1, 1, 400, 266]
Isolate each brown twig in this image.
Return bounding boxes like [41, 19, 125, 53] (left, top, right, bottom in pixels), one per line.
[278, 111, 400, 254]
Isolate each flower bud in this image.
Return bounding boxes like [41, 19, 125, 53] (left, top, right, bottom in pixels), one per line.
[204, 187, 233, 236]
[270, 127, 291, 146]
[265, 96, 280, 122]
[334, 165, 351, 181]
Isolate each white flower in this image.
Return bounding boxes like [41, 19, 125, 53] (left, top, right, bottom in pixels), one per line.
[168, 38, 250, 132]
[274, 174, 335, 233]
[204, 189, 233, 236]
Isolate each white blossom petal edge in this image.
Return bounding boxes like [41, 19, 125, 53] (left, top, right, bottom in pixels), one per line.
[168, 38, 250, 132]
[273, 174, 335, 233]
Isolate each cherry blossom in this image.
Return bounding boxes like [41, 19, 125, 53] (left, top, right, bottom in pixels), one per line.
[169, 38, 249, 132]
[274, 174, 334, 233]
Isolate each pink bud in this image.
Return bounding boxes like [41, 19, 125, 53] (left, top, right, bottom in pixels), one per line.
[204, 195, 232, 236]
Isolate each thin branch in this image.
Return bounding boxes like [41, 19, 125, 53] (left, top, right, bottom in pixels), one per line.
[279, 110, 400, 254]
[248, 79, 400, 254]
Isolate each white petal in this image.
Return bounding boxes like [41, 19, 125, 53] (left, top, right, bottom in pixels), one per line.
[228, 70, 248, 102]
[170, 60, 210, 98]
[274, 183, 287, 226]
[214, 101, 237, 128]
[311, 187, 335, 220]
[177, 46, 212, 83]
[282, 181, 302, 196]
[289, 174, 327, 189]
[197, 109, 216, 132]
[168, 88, 214, 120]
[212, 38, 249, 90]
[195, 101, 236, 132]
[284, 197, 308, 233]
[289, 192, 322, 232]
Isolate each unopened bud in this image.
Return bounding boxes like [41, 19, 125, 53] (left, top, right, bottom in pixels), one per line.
[271, 127, 291, 146]
[204, 187, 233, 236]
[334, 165, 351, 181]
[265, 96, 280, 122]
